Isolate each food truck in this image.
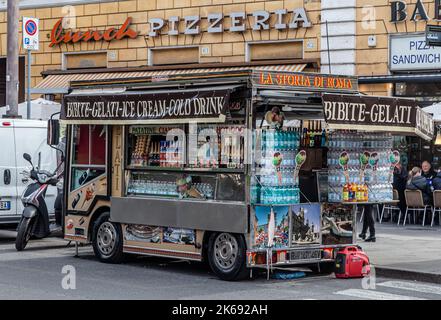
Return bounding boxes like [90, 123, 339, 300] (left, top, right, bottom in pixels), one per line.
[52, 66, 434, 280]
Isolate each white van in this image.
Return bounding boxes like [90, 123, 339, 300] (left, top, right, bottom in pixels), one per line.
[0, 119, 58, 225]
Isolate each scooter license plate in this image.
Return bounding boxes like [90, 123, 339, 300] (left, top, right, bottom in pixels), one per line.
[0, 201, 11, 210]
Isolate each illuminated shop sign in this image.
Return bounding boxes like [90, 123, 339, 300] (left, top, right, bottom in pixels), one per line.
[50, 8, 311, 46]
[252, 71, 358, 92]
[50, 17, 138, 47]
[391, 0, 441, 22]
[146, 8, 311, 37]
[389, 34, 441, 71]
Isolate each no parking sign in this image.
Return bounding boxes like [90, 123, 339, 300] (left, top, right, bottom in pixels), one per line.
[23, 17, 39, 51]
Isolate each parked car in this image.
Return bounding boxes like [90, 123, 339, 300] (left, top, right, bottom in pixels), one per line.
[0, 119, 58, 226]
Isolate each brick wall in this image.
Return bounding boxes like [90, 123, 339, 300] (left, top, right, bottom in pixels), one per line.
[0, 0, 322, 93]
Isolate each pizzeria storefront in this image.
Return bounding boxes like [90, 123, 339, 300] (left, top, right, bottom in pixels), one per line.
[357, 0, 441, 168]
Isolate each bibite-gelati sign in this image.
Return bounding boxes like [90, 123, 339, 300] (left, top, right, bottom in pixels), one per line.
[323, 94, 434, 141]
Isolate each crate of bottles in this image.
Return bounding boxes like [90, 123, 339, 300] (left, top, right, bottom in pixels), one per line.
[327, 131, 394, 204]
[251, 128, 301, 205]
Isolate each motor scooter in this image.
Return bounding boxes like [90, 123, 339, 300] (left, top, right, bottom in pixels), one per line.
[15, 153, 63, 251]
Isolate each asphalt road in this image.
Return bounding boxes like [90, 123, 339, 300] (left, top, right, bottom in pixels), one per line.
[1, 230, 441, 300]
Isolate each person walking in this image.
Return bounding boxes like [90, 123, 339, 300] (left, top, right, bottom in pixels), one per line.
[358, 204, 376, 242]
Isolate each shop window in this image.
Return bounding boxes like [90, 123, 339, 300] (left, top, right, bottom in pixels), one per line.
[247, 41, 303, 62]
[149, 47, 199, 66]
[0, 57, 25, 106]
[71, 125, 106, 191]
[395, 82, 441, 97]
[64, 52, 107, 70]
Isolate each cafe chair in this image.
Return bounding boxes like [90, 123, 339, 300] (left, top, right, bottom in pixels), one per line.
[380, 189, 400, 224]
[401, 190, 431, 226]
[431, 190, 441, 227]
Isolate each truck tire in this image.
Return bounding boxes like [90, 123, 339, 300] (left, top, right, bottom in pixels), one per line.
[92, 212, 124, 264]
[15, 217, 33, 251]
[207, 232, 249, 281]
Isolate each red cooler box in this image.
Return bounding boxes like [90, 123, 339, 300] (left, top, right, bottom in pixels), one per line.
[334, 246, 370, 279]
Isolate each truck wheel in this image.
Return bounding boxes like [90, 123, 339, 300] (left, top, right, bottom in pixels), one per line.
[207, 232, 249, 281]
[15, 217, 33, 251]
[92, 212, 124, 264]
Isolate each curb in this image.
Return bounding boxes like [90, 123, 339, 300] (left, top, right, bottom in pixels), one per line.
[375, 266, 441, 284]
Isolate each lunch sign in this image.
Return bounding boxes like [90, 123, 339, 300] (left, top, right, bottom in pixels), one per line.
[323, 94, 434, 141]
[62, 90, 231, 124]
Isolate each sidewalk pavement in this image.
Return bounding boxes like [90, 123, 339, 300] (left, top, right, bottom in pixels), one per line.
[357, 222, 441, 283]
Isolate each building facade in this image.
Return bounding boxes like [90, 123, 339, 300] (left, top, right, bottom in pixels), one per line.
[0, 0, 326, 99]
[1, 1, 440, 92]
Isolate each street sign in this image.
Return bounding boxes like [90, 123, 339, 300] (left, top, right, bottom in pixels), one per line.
[23, 17, 39, 51]
[426, 24, 441, 47]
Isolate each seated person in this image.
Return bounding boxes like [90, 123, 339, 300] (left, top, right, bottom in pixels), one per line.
[432, 170, 441, 191]
[422, 161, 436, 180]
[406, 167, 432, 205]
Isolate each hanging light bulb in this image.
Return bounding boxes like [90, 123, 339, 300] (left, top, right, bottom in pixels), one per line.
[435, 126, 441, 146]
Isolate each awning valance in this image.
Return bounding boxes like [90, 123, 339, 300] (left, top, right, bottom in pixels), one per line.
[61, 85, 244, 125]
[33, 64, 307, 94]
[323, 94, 435, 141]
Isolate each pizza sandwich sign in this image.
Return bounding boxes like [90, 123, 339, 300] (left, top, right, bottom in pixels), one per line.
[23, 17, 39, 51]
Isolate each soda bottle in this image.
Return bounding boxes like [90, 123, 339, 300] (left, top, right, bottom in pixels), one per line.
[343, 184, 349, 202]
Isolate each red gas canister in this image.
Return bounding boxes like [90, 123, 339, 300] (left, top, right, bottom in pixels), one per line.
[334, 246, 370, 279]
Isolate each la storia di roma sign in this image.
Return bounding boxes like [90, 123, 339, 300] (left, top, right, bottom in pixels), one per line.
[50, 7, 311, 46]
[253, 71, 357, 92]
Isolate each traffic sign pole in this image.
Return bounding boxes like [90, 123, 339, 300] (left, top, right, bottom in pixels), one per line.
[27, 50, 31, 119]
[22, 17, 39, 119]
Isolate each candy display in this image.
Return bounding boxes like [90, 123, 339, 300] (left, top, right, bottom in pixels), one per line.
[252, 128, 301, 205]
[129, 127, 184, 168]
[131, 134, 151, 166]
[328, 131, 394, 203]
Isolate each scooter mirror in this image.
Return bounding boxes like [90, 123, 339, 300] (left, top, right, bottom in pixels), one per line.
[23, 153, 33, 165]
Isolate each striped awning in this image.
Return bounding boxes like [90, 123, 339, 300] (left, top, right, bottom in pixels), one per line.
[32, 64, 307, 94]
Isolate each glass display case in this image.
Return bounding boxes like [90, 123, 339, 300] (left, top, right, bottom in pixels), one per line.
[187, 124, 246, 170]
[126, 171, 245, 202]
[127, 126, 185, 169]
[125, 125, 246, 203]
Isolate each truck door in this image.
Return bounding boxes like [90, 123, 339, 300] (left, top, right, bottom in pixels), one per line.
[0, 121, 18, 217]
